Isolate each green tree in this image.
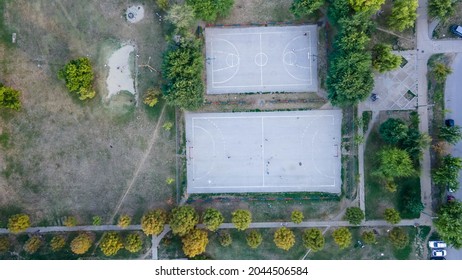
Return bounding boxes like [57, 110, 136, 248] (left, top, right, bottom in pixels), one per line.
[99, 232, 124, 257]
[166, 4, 196, 33]
[388, 227, 408, 249]
[219, 231, 232, 247]
[348, 0, 385, 12]
[432, 63, 452, 83]
[327, 52, 374, 106]
[435, 201, 462, 248]
[379, 118, 408, 144]
[202, 208, 224, 231]
[429, 0, 457, 20]
[291, 210, 304, 224]
[384, 208, 401, 224]
[344, 207, 365, 225]
[274, 227, 296, 251]
[361, 231, 376, 244]
[372, 44, 402, 72]
[141, 209, 168, 236]
[170, 206, 199, 236]
[302, 228, 325, 252]
[439, 125, 462, 144]
[143, 88, 161, 107]
[125, 233, 143, 253]
[50, 235, 66, 252]
[374, 147, 415, 179]
[181, 229, 208, 258]
[231, 209, 252, 231]
[336, 13, 373, 53]
[58, 57, 96, 100]
[290, 0, 324, 18]
[24, 236, 42, 254]
[0, 85, 21, 110]
[63, 216, 77, 227]
[332, 227, 352, 249]
[246, 230, 263, 249]
[118, 215, 132, 229]
[92, 216, 102, 226]
[156, 0, 170, 11]
[186, 0, 234, 21]
[328, 0, 353, 24]
[399, 184, 424, 217]
[0, 236, 10, 253]
[385, 180, 398, 193]
[162, 38, 204, 110]
[70, 233, 93, 255]
[8, 214, 30, 234]
[402, 129, 431, 162]
[388, 0, 418, 31]
[432, 155, 462, 191]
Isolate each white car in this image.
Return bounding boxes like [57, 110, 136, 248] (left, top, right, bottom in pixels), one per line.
[429, 241, 447, 248]
[432, 249, 447, 257]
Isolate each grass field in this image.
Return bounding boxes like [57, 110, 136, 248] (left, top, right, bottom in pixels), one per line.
[0, 0, 176, 225]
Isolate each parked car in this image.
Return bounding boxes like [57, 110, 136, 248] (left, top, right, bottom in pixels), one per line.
[451, 25, 462, 38]
[429, 241, 447, 249]
[431, 249, 447, 257]
[445, 119, 455, 127]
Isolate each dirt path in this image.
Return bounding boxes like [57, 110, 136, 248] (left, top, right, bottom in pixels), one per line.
[108, 104, 168, 223]
[376, 27, 414, 41]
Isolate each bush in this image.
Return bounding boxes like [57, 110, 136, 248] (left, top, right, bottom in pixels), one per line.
[302, 228, 325, 251]
[372, 44, 402, 73]
[63, 216, 77, 227]
[432, 155, 462, 192]
[361, 231, 376, 244]
[0, 85, 21, 110]
[344, 207, 364, 225]
[92, 216, 102, 226]
[186, 0, 234, 22]
[24, 236, 42, 254]
[143, 88, 161, 107]
[70, 233, 93, 255]
[202, 208, 224, 231]
[50, 235, 66, 252]
[273, 227, 296, 251]
[246, 230, 263, 249]
[181, 229, 208, 258]
[374, 147, 415, 180]
[388, 0, 418, 31]
[125, 233, 143, 253]
[156, 0, 169, 11]
[429, 0, 457, 20]
[332, 227, 352, 249]
[100, 232, 124, 257]
[439, 125, 462, 145]
[291, 210, 304, 224]
[219, 231, 232, 247]
[231, 209, 252, 231]
[379, 118, 408, 145]
[8, 214, 30, 234]
[290, 0, 324, 18]
[388, 227, 408, 249]
[0, 236, 11, 253]
[58, 57, 96, 100]
[385, 180, 397, 193]
[163, 121, 173, 131]
[170, 206, 199, 236]
[118, 215, 132, 229]
[384, 208, 401, 224]
[435, 201, 462, 248]
[348, 0, 385, 12]
[141, 209, 168, 236]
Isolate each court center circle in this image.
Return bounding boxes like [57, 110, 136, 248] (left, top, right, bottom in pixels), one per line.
[255, 52, 268, 67]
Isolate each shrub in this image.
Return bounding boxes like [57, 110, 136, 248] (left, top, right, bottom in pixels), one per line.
[0, 85, 21, 110]
[141, 209, 168, 236]
[166, 177, 175, 185]
[50, 235, 66, 252]
[344, 207, 364, 225]
[332, 227, 352, 249]
[58, 57, 96, 100]
[100, 232, 124, 257]
[290, 0, 324, 18]
[186, 0, 234, 22]
[118, 215, 132, 229]
[0, 236, 10, 253]
[24, 236, 42, 254]
[388, 227, 408, 249]
[8, 214, 30, 234]
[231, 209, 252, 231]
[302, 228, 325, 252]
[439, 125, 462, 145]
[374, 147, 415, 180]
[202, 208, 224, 231]
[170, 206, 199, 236]
[143, 88, 161, 107]
[429, 0, 457, 20]
[432, 155, 462, 192]
[361, 231, 376, 244]
[435, 201, 462, 248]
[70, 233, 93, 255]
[246, 230, 263, 249]
[219, 231, 232, 247]
[388, 0, 418, 31]
[63, 216, 77, 227]
[384, 208, 401, 224]
[163, 121, 173, 131]
[385, 180, 397, 193]
[181, 229, 208, 258]
[125, 233, 143, 253]
[156, 0, 169, 11]
[372, 44, 402, 73]
[291, 210, 304, 224]
[348, 0, 385, 12]
[379, 118, 408, 144]
[92, 216, 102, 226]
[274, 227, 296, 251]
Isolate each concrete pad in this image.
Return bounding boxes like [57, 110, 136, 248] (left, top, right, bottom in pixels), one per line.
[205, 25, 318, 94]
[185, 110, 342, 194]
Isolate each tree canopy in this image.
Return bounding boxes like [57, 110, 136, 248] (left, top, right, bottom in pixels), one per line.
[162, 38, 204, 110]
[186, 0, 234, 22]
[58, 57, 96, 100]
[432, 155, 462, 191]
[219, 231, 232, 247]
[274, 227, 296, 251]
[141, 209, 168, 236]
[345, 207, 365, 225]
[384, 208, 401, 224]
[361, 231, 376, 244]
[332, 227, 352, 249]
[348, 0, 385, 12]
[125, 233, 143, 253]
[0, 236, 11, 253]
[50, 235, 66, 252]
[24, 236, 42, 254]
[302, 228, 325, 251]
[291, 210, 304, 224]
[432, 63, 452, 83]
[439, 125, 462, 144]
[202, 208, 224, 231]
[231, 209, 252, 231]
[166, 4, 196, 33]
[388, 0, 418, 31]
[118, 215, 131, 229]
[246, 230, 263, 249]
[374, 147, 415, 179]
[181, 229, 208, 258]
[170, 206, 199, 237]
[290, 0, 324, 18]
[372, 44, 402, 73]
[379, 118, 408, 144]
[99, 232, 124, 257]
[429, 0, 457, 20]
[70, 233, 93, 255]
[388, 227, 408, 249]
[8, 214, 30, 233]
[435, 201, 462, 248]
[0, 84, 21, 110]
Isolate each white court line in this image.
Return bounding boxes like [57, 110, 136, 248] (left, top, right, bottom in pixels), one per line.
[212, 83, 312, 88]
[192, 125, 216, 180]
[259, 33, 263, 86]
[192, 115, 336, 120]
[211, 31, 312, 36]
[261, 117, 265, 187]
[192, 184, 336, 189]
[210, 40, 214, 86]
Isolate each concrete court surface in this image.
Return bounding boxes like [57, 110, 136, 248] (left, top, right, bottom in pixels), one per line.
[185, 110, 342, 194]
[205, 25, 318, 94]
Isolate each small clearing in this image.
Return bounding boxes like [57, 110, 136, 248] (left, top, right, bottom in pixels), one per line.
[106, 45, 136, 100]
[126, 5, 145, 23]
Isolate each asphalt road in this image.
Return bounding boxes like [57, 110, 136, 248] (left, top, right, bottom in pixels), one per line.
[443, 53, 462, 260]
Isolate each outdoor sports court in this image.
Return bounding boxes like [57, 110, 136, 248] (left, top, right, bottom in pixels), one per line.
[205, 25, 318, 94]
[185, 110, 342, 194]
